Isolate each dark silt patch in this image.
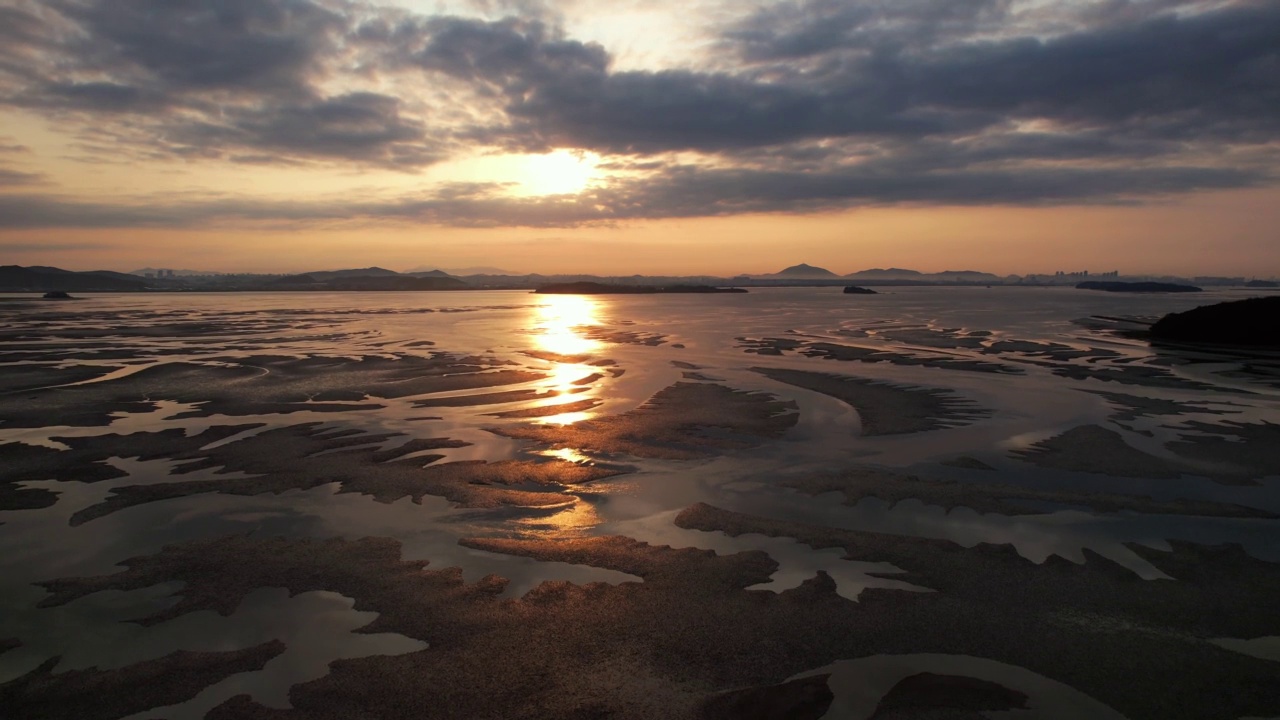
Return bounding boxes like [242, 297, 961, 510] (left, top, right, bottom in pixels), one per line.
[336, 457, 626, 509]
[804, 341, 1020, 374]
[0, 364, 124, 393]
[0, 479, 59, 513]
[698, 674, 834, 720]
[872, 326, 990, 350]
[941, 456, 996, 471]
[33, 522, 1280, 720]
[486, 398, 602, 419]
[0, 641, 285, 720]
[870, 672, 1029, 717]
[754, 367, 988, 436]
[69, 423, 625, 524]
[0, 354, 544, 428]
[0, 425, 262, 512]
[413, 388, 559, 408]
[982, 339, 1108, 361]
[1085, 390, 1233, 423]
[737, 336, 805, 356]
[490, 382, 798, 460]
[683, 372, 726, 381]
[1012, 425, 1186, 479]
[1049, 364, 1221, 392]
[738, 337, 1019, 375]
[1012, 424, 1264, 485]
[781, 465, 1276, 518]
[2, 425, 263, 486]
[1167, 421, 1280, 483]
[583, 327, 667, 346]
[672, 503, 1280, 720]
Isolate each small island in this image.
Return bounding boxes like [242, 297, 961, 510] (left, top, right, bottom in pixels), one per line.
[1150, 296, 1280, 346]
[843, 286, 878, 295]
[1077, 281, 1202, 293]
[535, 282, 747, 294]
[41, 291, 75, 300]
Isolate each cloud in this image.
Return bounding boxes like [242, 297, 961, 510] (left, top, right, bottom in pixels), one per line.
[0, 157, 1263, 231]
[722, 0, 1017, 62]
[53, 0, 345, 96]
[0, 0, 449, 168]
[161, 92, 445, 166]
[383, 1, 1280, 159]
[0, 241, 106, 253]
[904, 3, 1280, 141]
[0, 169, 41, 186]
[0, 0, 1276, 219]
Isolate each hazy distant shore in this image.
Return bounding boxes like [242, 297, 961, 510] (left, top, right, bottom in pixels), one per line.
[5, 263, 1275, 294]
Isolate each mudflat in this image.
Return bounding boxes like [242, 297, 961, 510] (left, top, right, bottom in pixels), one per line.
[1, 287, 1278, 719]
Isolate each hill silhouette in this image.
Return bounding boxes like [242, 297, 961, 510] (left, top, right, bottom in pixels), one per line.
[772, 263, 838, 278]
[272, 271, 467, 291]
[0, 265, 148, 292]
[845, 268, 922, 279]
[302, 267, 401, 281]
[1150, 296, 1280, 346]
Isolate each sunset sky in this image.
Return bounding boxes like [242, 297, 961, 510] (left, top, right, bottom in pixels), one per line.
[0, 0, 1277, 276]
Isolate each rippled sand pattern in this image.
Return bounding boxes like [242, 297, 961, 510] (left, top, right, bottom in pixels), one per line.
[1, 287, 1279, 719]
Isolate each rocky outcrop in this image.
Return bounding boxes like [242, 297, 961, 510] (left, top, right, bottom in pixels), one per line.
[1150, 296, 1280, 346]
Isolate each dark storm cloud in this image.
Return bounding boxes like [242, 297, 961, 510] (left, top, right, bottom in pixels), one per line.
[390, 1, 1279, 157]
[401, 14, 988, 153]
[907, 4, 1280, 140]
[31, 81, 164, 113]
[0, 0, 449, 167]
[51, 0, 345, 96]
[161, 92, 444, 167]
[723, 0, 1016, 61]
[606, 162, 1263, 218]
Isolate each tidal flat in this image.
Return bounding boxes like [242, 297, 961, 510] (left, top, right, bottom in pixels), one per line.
[1, 287, 1279, 719]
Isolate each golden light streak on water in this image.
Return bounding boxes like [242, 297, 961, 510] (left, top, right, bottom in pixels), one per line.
[529, 295, 604, 425]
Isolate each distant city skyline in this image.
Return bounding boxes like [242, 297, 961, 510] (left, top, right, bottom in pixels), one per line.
[1, 1, 1278, 275]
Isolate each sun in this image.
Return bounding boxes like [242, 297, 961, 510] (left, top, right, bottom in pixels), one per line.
[513, 149, 600, 196]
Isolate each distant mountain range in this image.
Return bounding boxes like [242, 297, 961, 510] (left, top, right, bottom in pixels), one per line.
[288, 267, 402, 282]
[758, 264, 1002, 283]
[770, 263, 840, 278]
[0, 265, 149, 292]
[130, 267, 220, 277]
[271, 270, 468, 291]
[850, 269, 1002, 283]
[845, 267, 924, 279]
[3, 264, 1269, 292]
[407, 266, 515, 276]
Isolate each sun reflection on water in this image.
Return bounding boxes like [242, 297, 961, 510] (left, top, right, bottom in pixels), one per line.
[534, 295, 602, 358]
[516, 496, 604, 538]
[541, 447, 594, 464]
[530, 295, 604, 425]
